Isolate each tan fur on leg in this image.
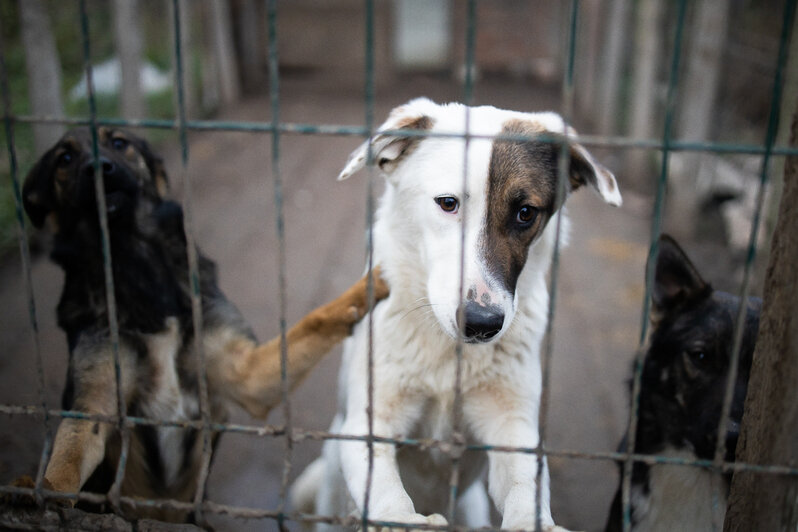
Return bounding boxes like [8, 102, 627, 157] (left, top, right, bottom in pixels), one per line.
[211, 269, 389, 418]
[44, 343, 135, 499]
[45, 419, 115, 497]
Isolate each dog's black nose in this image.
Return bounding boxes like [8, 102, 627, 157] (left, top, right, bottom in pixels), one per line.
[81, 157, 116, 179]
[459, 302, 504, 342]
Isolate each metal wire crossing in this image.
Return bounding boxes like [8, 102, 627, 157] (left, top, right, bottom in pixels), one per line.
[0, 1, 797, 531]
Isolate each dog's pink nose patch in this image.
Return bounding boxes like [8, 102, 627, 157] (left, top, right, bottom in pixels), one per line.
[467, 281, 497, 307]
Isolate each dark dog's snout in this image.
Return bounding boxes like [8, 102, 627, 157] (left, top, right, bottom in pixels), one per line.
[80, 157, 117, 179]
[459, 302, 504, 342]
[78, 155, 138, 217]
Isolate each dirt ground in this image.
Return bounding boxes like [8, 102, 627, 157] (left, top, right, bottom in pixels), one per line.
[0, 74, 678, 531]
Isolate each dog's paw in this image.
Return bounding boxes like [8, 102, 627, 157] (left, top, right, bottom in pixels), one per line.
[370, 266, 390, 303]
[504, 521, 580, 532]
[1, 475, 37, 507]
[346, 266, 390, 322]
[364, 512, 447, 532]
[1, 476, 68, 508]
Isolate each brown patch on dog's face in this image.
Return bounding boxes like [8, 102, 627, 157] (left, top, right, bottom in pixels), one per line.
[481, 119, 560, 292]
[22, 127, 169, 230]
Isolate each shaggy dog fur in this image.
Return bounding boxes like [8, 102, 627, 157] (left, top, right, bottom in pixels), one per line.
[19, 127, 386, 521]
[292, 98, 621, 531]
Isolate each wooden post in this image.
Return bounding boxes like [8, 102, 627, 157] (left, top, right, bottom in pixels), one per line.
[208, 0, 241, 106]
[723, 102, 798, 531]
[236, 0, 265, 93]
[669, 0, 731, 240]
[18, 0, 65, 153]
[626, 0, 663, 188]
[170, 0, 198, 118]
[112, 0, 146, 119]
[596, 0, 630, 136]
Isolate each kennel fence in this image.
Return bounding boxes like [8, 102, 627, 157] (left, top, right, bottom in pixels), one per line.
[0, 1, 797, 531]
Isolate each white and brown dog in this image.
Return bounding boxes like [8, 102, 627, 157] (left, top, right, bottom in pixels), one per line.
[292, 98, 622, 531]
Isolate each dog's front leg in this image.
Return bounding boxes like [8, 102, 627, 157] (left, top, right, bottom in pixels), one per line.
[45, 340, 137, 498]
[45, 420, 115, 497]
[210, 270, 389, 419]
[466, 385, 573, 532]
[338, 383, 447, 530]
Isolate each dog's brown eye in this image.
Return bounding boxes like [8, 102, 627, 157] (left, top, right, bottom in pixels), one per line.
[516, 205, 538, 225]
[111, 137, 129, 151]
[57, 151, 74, 167]
[435, 196, 459, 213]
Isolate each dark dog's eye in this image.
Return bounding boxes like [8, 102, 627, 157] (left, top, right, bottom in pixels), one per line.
[111, 137, 129, 151]
[56, 151, 74, 167]
[516, 205, 538, 225]
[435, 196, 459, 213]
[682, 348, 712, 379]
[687, 349, 708, 366]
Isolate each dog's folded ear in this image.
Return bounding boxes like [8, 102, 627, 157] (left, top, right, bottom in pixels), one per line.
[338, 98, 436, 180]
[651, 234, 711, 316]
[130, 134, 170, 198]
[22, 156, 56, 229]
[566, 137, 622, 207]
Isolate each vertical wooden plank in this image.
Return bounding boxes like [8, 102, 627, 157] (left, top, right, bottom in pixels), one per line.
[724, 100, 798, 531]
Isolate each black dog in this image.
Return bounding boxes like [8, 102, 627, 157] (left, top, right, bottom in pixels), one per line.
[19, 127, 387, 521]
[605, 235, 761, 531]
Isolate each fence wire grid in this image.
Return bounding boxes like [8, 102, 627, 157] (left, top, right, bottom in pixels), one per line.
[1, 1, 797, 531]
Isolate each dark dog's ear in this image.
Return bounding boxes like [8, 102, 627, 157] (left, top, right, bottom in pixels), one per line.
[22, 154, 56, 229]
[338, 97, 436, 180]
[149, 155, 170, 198]
[651, 234, 711, 315]
[130, 133, 170, 197]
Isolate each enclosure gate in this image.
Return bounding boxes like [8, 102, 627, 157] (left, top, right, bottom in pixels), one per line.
[1, 1, 797, 531]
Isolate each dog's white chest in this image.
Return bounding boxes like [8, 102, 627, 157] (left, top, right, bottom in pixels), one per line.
[138, 318, 197, 487]
[397, 394, 488, 514]
[345, 304, 533, 511]
[632, 448, 727, 532]
[412, 393, 457, 438]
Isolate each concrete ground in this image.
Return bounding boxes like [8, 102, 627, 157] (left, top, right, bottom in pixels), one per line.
[1, 74, 664, 531]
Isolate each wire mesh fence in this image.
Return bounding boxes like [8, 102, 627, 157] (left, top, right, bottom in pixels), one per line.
[0, 1, 797, 531]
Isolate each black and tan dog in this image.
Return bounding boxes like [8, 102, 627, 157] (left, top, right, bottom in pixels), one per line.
[18, 127, 387, 521]
[605, 235, 761, 531]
